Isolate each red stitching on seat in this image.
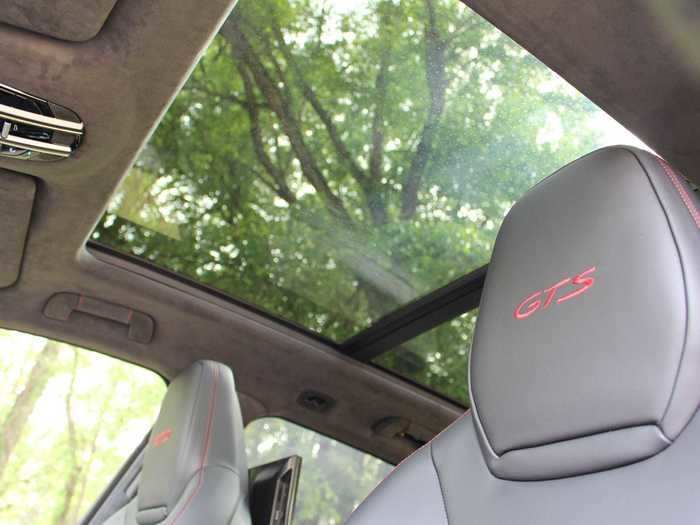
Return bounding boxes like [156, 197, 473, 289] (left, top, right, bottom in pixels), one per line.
[657, 158, 700, 229]
[169, 365, 220, 525]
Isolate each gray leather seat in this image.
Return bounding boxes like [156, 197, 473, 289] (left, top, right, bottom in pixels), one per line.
[346, 146, 700, 524]
[106, 360, 251, 525]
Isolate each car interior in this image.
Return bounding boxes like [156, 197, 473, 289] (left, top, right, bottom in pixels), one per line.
[0, 0, 699, 524]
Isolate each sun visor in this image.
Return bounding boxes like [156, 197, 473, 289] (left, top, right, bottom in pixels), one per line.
[0, 170, 35, 288]
[0, 0, 119, 42]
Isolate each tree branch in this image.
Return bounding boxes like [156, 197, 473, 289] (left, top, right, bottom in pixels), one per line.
[189, 83, 269, 110]
[221, 19, 353, 224]
[271, 21, 391, 224]
[56, 350, 82, 525]
[237, 62, 297, 204]
[365, 20, 392, 225]
[0, 341, 59, 487]
[400, 0, 448, 220]
[271, 24, 367, 183]
[369, 52, 388, 183]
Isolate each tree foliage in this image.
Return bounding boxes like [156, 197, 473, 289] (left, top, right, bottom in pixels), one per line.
[0, 332, 391, 525]
[0, 330, 165, 524]
[246, 418, 392, 525]
[94, 0, 608, 400]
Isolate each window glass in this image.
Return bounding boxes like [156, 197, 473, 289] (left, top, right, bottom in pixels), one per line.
[246, 417, 392, 525]
[92, 0, 649, 342]
[0, 329, 166, 525]
[374, 309, 477, 404]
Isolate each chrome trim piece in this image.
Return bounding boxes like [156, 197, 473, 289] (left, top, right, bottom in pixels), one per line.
[0, 103, 84, 135]
[0, 131, 72, 158]
[0, 82, 84, 161]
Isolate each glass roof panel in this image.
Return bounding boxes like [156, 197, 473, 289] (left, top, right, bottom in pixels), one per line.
[373, 310, 477, 404]
[92, 0, 647, 342]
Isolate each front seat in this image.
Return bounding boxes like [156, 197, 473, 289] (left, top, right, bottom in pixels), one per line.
[106, 360, 251, 525]
[347, 146, 700, 524]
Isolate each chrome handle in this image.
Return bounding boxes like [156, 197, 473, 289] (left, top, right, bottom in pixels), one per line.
[0, 82, 84, 161]
[0, 122, 72, 158]
[0, 102, 84, 136]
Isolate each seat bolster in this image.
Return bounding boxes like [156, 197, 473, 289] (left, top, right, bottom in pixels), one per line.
[144, 465, 247, 525]
[103, 498, 137, 525]
[345, 445, 448, 525]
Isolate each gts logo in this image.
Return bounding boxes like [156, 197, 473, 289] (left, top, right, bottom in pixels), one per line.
[513, 266, 596, 320]
[152, 428, 172, 447]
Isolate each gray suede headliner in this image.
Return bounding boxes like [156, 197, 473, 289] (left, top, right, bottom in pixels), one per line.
[0, 0, 697, 465]
[462, 0, 700, 185]
[0, 172, 34, 288]
[0, 0, 119, 42]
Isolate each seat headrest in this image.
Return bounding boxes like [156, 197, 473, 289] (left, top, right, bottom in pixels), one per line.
[136, 360, 248, 524]
[469, 147, 700, 481]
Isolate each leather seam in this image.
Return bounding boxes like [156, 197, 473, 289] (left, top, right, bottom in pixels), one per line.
[625, 149, 691, 434]
[498, 423, 671, 455]
[168, 362, 203, 507]
[498, 424, 670, 457]
[657, 157, 700, 229]
[468, 338, 499, 459]
[227, 480, 243, 525]
[168, 363, 220, 525]
[429, 443, 451, 525]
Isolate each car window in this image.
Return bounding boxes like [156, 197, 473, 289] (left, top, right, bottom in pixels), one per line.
[246, 417, 393, 525]
[0, 329, 166, 525]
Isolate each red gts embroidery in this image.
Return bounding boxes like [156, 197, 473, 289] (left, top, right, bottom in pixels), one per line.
[514, 266, 596, 320]
[152, 428, 173, 447]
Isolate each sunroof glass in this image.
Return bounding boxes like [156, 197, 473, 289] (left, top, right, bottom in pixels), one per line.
[92, 0, 646, 343]
[374, 309, 478, 404]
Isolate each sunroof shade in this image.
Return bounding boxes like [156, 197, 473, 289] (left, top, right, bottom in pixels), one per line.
[93, 0, 646, 343]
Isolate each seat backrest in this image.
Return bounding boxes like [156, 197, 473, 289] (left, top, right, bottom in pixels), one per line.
[346, 146, 700, 524]
[106, 360, 251, 525]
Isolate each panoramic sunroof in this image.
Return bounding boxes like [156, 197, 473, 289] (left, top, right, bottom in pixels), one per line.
[92, 0, 645, 343]
[375, 309, 478, 404]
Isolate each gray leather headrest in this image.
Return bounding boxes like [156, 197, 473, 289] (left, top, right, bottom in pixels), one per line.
[470, 147, 700, 481]
[136, 360, 248, 524]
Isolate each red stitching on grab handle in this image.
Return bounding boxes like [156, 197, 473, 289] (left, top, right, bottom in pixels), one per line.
[657, 158, 700, 229]
[168, 365, 220, 525]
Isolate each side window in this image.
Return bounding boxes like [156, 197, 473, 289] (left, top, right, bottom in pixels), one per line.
[246, 418, 393, 525]
[0, 329, 166, 525]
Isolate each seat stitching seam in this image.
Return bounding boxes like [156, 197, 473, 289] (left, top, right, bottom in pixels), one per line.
[624, 150, 690, 430]
[657, 157, 700, 228]
[168, 364, 220, 525]
[170, 363, 203, 506]
[429, 443, 451, 525]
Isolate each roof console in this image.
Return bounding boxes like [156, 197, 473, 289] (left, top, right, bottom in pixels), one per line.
[0, 83, 84, 161]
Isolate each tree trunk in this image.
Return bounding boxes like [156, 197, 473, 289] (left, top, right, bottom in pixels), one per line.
[400, 0, 448, 220]
[55, 350, 82, 525]
[221, 19, 354, 225]
[0, 340, 61, 482]
[70, 382, 117, 524]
